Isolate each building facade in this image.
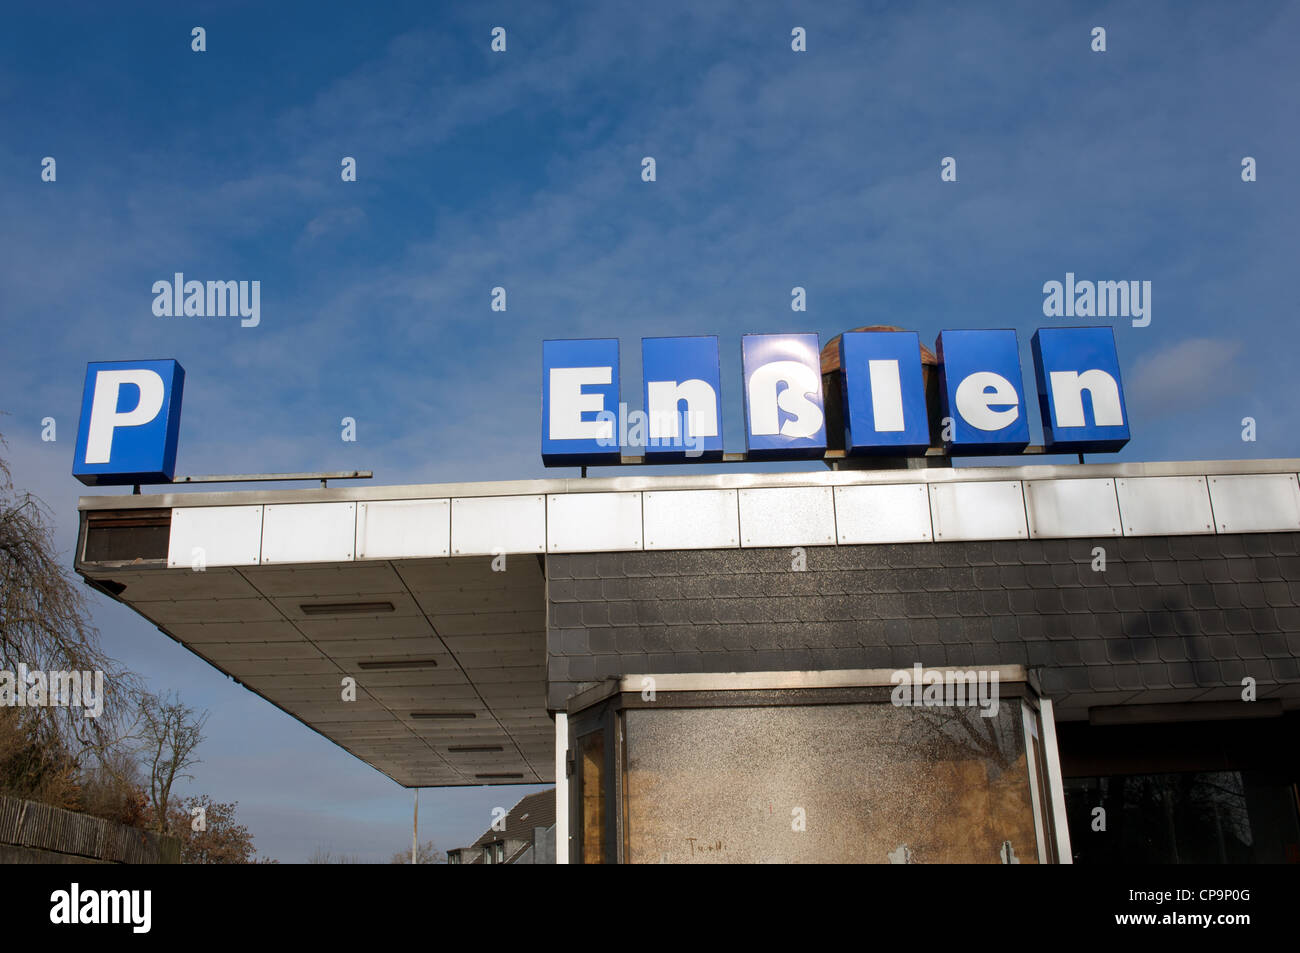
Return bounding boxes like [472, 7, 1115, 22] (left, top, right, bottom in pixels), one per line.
[74, 458, 1300, 863]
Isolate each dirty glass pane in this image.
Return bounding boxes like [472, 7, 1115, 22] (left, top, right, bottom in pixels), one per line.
[579, 730, 606, 864]
[623, 700, 1037, 863]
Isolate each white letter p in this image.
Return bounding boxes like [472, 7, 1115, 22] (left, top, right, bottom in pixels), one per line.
[85, 369, 165, 464]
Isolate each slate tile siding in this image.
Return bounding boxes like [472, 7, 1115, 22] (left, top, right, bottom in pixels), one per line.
[545, 534, 1300, 715]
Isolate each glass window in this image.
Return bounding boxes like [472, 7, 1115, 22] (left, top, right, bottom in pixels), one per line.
[1064, 770, 1300, 863]
[620, 700, 1039, 863]
[579, 729, 606, 864]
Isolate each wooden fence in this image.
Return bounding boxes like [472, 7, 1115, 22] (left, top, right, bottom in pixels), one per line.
[0, 794, 180, 863]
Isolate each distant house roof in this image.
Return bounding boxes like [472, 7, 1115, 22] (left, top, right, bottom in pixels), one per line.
[471, 790, 556, 848]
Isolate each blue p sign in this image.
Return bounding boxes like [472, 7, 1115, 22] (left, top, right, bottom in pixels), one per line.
[73, 360, 185, 486]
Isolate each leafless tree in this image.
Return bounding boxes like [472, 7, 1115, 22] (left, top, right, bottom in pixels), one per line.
[390, 839, 446, 864]
[0, 431, 140, 771]
[137, 690, 208, 833]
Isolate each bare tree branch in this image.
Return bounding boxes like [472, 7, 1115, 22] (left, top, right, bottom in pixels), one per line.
[136, 690, 208, 833]
[0, 430, 142, 770]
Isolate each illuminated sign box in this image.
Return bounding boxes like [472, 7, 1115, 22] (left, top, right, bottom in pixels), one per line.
[839, 330, 931, 456]
[1032, 327, 1130, 452]
[541, 328, 1129, 465]
[642, 336, 724, 462]
[742, 333, 825, 460]
[936, 329, 1032, 456]
[542, 339, 621, 466]
[72, 360, 185, 486]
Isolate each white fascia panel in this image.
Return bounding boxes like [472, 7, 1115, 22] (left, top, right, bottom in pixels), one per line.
[261, 503, 357, 564]
[643, 489, 740, 551]
[833, 484, 932, 544]
[1207, 474, 1300, 534]
[1024, 478, 1121, 539]
[738, 486, 836, 548]
[1115, 476, 1214, 536]
[451, 495, 546, 556]
[547, 492, 643, 553]
[168, 505, 264, 569]
[357, 499, 450, 560]
[929, 481, 1028, 541]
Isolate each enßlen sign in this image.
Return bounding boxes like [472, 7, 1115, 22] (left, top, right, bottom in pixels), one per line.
[542, 327, 1129, 465]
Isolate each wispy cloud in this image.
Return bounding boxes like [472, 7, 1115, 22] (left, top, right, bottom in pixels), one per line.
[1126, 337, 1244, 416]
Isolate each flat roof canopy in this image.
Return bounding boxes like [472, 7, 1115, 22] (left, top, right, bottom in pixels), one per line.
[75, 458, 1300, 787]
[77, 552, 549, 788]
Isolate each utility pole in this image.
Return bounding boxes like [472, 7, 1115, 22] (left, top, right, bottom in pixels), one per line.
[412, 788, 419, 864]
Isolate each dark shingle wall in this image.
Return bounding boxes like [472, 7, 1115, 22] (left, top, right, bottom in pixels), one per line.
[545, 534, 1300, 716]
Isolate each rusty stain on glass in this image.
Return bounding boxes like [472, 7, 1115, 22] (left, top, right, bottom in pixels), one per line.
[620, 701, 1041, 863]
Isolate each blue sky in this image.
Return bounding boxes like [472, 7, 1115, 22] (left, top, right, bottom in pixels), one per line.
[1, 1, 1296, 861]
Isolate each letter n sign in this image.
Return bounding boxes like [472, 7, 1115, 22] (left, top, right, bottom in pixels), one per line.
[642, 336, 723, 460]
[73, 360, 185, 485]
[542, 338, 621, 465]
[1031, 327, 1129, 452]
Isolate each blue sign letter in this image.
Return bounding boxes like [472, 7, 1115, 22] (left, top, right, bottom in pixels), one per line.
[936, 329, 1030, 455]
[839, 331, 930, 455]
[1031, 327, 1129, 452]
[742, 333, 826, 459]
[642, 336, 723, 460]
[73, 360, 185, 486]
[542, 339, 621, 465]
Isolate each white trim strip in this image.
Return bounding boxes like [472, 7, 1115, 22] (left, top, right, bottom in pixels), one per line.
[1038, 698, 1074, 865]
[150, 467, 1300, 567]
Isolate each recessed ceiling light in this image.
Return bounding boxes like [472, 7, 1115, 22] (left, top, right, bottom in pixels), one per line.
[356, 658, 439, 671]
[299, 601, 395, 616]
